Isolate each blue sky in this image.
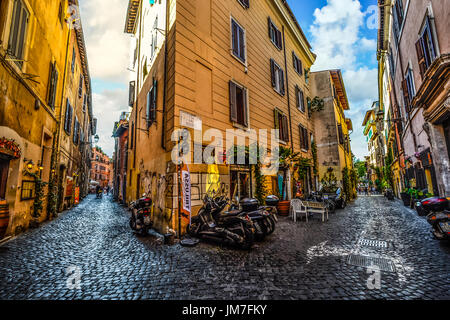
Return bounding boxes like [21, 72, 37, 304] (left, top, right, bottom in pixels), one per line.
[81, 0, 379, 161]
[287, 0, 379, 160]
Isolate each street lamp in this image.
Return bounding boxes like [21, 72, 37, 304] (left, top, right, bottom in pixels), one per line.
[94, 134, 99, 144]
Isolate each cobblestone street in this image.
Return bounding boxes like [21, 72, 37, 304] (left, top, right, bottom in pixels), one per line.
[0, 195, 449, 300]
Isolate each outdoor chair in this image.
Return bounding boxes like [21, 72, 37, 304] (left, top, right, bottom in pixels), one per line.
[290, 199, 308, 222]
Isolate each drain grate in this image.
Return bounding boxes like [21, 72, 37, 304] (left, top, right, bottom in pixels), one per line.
[358, 238, 389, 248]
[346, 254, 396, 272]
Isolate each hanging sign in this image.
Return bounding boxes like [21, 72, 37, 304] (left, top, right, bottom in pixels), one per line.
[180, 163, 191, 224]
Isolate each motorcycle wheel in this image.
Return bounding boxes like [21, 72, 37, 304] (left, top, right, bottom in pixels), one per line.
[266, 215, 276, 235]
[253, 221, 266, 241]
[241, 224, 254, 250]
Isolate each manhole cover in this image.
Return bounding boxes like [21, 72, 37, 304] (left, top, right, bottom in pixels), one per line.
[358, 238, 389, 248]
[346, 254, 396, 273]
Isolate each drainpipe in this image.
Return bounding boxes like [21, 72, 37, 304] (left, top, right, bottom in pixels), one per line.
[281, 26, 294, 150]
[161, 0, 169, 151]
[133, 0, 144, 170]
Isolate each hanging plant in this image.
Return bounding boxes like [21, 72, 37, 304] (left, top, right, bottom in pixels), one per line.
[310, 96, 325, 113]
[321, 167, 338, 193]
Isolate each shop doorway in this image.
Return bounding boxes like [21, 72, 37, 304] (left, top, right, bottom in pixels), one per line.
[230, 170, 250, 202]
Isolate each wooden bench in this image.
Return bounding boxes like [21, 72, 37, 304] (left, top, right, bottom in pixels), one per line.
[302, 201, 328, 222]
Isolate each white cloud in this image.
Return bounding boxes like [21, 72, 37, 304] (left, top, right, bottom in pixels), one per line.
[92, 88, 130, 157]
[309, 0, 378, 160]
[79, 0, 130, 82]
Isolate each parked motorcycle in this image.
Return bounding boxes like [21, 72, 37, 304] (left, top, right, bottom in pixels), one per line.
[227, 197, 277, 241]
[129, 194, 153, 236]
[187, 194, 255, 249]
[427, 210, 450, 240]
[416, 196, 448, 216]
[416, 197, 450, 240]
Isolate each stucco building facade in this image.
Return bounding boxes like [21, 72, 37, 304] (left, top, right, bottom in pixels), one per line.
[377, 0, 449, 196]
[0, 0, 94, 240]
[123, 0, 323, 235]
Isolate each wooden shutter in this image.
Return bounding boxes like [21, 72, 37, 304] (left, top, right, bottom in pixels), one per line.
[299, 125, 303, 149]
[232, 20, 239, 57]
[277, 29, 282, 49]
[242, 87, 248, 127]
[305, 128, 309, 150]
[282, 114, 289, 142]
[295, 86, 299, 109]
[151, 80, 157, 122]
[241, 0, 249, 8]
[268, 17, 272, 39]
[129, 81, 135, 107]
[270, 59, 276, 88]
[415, 38, 427, 79]
[238, 26, 245, 61]
[280, 68, 285, 95]
[8, 0, 21, 56]
[273, 109, 279, 130]
[401, 78, 410, 112]
[229, 81, 238, 123]
[16, 4, 28, 63]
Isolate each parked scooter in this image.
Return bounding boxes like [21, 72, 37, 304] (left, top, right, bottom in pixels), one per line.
[227, 197, 277, 241]
[129, 194, 153, 236]
[187, 194, 255, 249]
[416, 196, 448, 216]
[417, 197, 450, 240]
[427, 210, 450, 240]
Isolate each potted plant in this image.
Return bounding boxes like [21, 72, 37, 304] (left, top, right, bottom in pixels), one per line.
[400, 188, 411, 206]
[276, 146, 299, 216]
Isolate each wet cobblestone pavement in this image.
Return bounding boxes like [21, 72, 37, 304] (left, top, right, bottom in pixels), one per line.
[0, 194, 449, 300]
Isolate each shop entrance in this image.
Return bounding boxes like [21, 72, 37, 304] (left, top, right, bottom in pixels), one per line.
[230, 170, 250, 202]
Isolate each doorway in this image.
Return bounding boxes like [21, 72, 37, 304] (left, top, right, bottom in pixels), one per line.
[230, 170, 250, 202]
[0, 158, 10, 200]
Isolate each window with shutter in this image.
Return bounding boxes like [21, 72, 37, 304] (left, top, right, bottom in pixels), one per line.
[64, 99, 72, 134]
[73, 117, 79, 144]
[146, 80, 158, 127]
[292, 52, 303, 75]
[129, 81, 136, 107]
[71, 47, 75, 73]
[270, 59, 285, 96]
[229, 81, 248, 127]
[296, 86, 305, 113]
[268, 17, 282, 49]
[274, 109, 289, 142]
[82, 94, 87, 112]
[299, 125, 309, 150]
[416, 15, 438, 79]
[237, 0, 249, 9]
[8, 0, 29, 68]
[231, 18, 246, 63]
[47, 62, 58, 109]
[78, 75, 83, 98]
[338, 124, 344, 145]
